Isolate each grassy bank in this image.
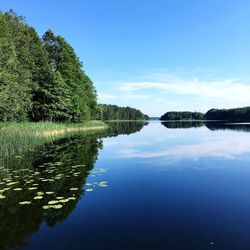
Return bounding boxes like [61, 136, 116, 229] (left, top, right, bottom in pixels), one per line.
[0, 120, 107, 136]
[0, 121, 107, 168]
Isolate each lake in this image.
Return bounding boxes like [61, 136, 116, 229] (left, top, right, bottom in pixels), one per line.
[1, 121, 250, 250]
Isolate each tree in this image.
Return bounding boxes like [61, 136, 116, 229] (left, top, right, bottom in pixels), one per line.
[101, 104, 147, 120]
[43, 30, 99, 122]
[0, 12, 33, 121]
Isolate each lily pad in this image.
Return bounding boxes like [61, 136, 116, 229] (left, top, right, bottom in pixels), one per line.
[70, 188, 78, 191]
[45, 191, 54, 195]
[48, 200, 59, 205]
[6, 182, 18, 186]
[34, 196, 43, 200]
[56, 197, 64, 200]
[98, 181, 108, 187]
[59, 199, 69, 203]
[51, 204, 63, 209]
[68, 197, 76, 200]
[86, 188, 93, 192]
[13, 188, 23, 191]
[19, 201, 31, 205]
[42, 205, 51, 210]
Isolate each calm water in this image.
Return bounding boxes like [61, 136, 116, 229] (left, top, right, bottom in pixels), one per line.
[2, 121, 250, 250]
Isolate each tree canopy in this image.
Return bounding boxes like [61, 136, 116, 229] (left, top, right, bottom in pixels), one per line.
[101, 104, 149, 121]
[205, 107, 250, 121]
[0, 10, 100, 122]
[160, 111, 204, 121]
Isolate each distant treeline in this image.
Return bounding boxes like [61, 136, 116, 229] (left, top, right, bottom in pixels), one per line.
[0, 10, 148, 122]
[160, 107, 250, 121]
[205, 107, 250, 121]
[160, 111, 204, 121]
[102, 104, 149, 121]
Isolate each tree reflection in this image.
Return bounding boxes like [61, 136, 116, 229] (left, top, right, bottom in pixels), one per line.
[0, 121, 148, 250]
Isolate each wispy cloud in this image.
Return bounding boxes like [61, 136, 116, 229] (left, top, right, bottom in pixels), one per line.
[96, 70, 250, 116]
[97, 93, 117, 100]
[117, 77, 250, 103]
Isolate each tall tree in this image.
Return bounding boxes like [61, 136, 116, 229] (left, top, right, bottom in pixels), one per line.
[0, 12, 33, 121]
[43, 30, 99, 122]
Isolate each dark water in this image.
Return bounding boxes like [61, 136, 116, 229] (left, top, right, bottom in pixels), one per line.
[2, 121, 250, 250]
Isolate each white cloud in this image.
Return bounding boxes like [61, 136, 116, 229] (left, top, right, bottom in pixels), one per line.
[97, 93, 116, 100]
[96, 70, 250, 116]
[117, 77, 250, 103]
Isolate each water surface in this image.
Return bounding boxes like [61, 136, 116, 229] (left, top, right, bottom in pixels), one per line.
[2, 121, 250, 250]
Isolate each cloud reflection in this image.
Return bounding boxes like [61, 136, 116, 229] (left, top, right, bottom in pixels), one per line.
[117, 135, 250, 160]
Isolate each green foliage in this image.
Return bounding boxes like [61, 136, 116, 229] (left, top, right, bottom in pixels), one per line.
[160, 111, 204, 121]
[205, 107, 250, 121]
[43, 30, 99, 122]
[0, 11, 33, 121]
[0, 10, 99, 122]
[101, 104, 148, 121]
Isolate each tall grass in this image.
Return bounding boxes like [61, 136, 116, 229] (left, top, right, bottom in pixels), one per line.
[0, 121, 107, 171]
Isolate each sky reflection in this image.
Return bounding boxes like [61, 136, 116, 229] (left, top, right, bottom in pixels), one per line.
[104, 122, 250, 162]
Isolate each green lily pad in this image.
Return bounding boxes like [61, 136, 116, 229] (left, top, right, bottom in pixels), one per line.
[19, 201, 31, 205]
[98, 181, 108, 187]
[68, 197, 76, 200]
[86, 188, 93, 192]
[48, 200, 59, 205]
[34, 196, 43, 200]
[70, 188, 78, 191]
[56, 197, 64, 200]
[28, 187, 38, 190]
[6, 182, 18, 186]
[42, 205, 51, 210]
[52, 204, 63, 209]
[59, 199, 69, 203]
[13, 188, 23, 191]
[45, 191, 54, 195]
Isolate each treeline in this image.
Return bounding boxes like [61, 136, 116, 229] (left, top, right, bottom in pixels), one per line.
[160, 107, 250, 121]
[160, 111, 204, 121]
[0, 10, 101, 122]
[102, 104, 149, 121]
[205, 107, 250, 121]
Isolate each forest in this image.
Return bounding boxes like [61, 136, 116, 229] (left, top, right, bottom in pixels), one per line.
[160, 111, 204, 121]
[102, 104, 149, 121]
[205, 107, 250, 121]
[0, 10, 147, 123]
[160, 107, 250, 122]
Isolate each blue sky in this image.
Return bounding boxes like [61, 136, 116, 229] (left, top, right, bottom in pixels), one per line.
[2, 0, 250, 116]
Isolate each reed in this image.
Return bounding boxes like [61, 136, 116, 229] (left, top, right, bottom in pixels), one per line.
[0, 121, 107, 170]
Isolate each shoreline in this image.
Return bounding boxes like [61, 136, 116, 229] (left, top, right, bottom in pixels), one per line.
[0, 121, 108, 137]
[36, 125, 107, 137]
